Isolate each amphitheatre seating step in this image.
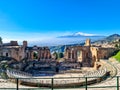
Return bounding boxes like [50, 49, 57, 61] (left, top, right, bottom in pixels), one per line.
[4, 61, 111, 87]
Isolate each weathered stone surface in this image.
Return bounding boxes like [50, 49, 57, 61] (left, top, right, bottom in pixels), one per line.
[64, 39, 116, 68]
[0, 41, 51, 61]
[0, 39, 116, 69]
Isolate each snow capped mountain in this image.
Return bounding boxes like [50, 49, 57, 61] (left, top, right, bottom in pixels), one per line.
[58, 32, 101, 38]
[73, 32, 97, 36]
[27, 32, 106, 46]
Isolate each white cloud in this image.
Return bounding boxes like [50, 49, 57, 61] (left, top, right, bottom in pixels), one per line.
[1, 32, 51, 42]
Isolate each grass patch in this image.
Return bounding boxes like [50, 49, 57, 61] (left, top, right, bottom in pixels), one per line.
[113, 51, 120, 62]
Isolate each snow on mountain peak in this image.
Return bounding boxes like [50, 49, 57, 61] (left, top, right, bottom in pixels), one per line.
[73, 32, 97, 36]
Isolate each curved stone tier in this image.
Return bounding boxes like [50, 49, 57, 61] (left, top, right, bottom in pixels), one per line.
[6, 66, 108, 88]
[7, 69, 32, 78]
[88, 59, 120, 89]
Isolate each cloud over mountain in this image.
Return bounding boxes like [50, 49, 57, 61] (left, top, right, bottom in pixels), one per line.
[58, 32, 100, 38]
[73, 32, 97, 36]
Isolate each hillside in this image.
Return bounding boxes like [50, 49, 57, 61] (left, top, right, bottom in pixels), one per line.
[50, 34, 120, 53]
[50, 43, 84, 53]
[93, 34, 120, 44]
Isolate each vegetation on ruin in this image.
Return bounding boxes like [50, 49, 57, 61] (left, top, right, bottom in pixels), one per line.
[33, 52, 38, 59]
[0, 72, 8, 79]
[53, 52, 58, 59]
[53, 52, 64, 60]
[115, 43, 120, 49]
[58, 52, 64, 58]
[0, 62, 9, 79]
[113, 51, 120, 62]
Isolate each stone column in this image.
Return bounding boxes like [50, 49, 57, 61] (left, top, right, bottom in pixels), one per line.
[72, 51, 74, 59]
[38, 50, 41, 60]
[47, 50, 51, 59]
[67, 50, 70, 59]
[40, 50, 43, 59]
[45, 51, 47, 59]
[47, 51, 49, 59]
[31, 51, 34, 60]
[46, 50, 49, 59]
[66, 51, 68, 59]
[96, 49, 99, 62]
[71, 50, 72, 59]
[43, 51, 45, 59]
[74, 51, 76, 59]
[44, 50, 46, 59]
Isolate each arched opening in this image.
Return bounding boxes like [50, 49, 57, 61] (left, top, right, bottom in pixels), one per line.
[6, 53, 8, 57]
[104, 56, 107, 59]
[77, 50, 82, 62]
[68, 52, 71, 58]
[33, 51, 38, 59]
[86, 52, 89, 58]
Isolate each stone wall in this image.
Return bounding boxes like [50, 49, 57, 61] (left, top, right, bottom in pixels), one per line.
[26, 46, 51, 60]
[0, 41, 51, 61]
[10, 41, 18, 46]
[64, 46, 92, 67]
[97, 48, 116, 59]
[0, 46, 25, 61]
[64, 39, 116, 67]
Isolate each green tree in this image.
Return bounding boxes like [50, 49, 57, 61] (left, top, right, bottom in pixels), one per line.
[118, 39, 120, 42]
[0, 72, 8, 79]
[0, 37, 2, 44]
[58, 52, 64, 58]
[115, 44, 118, 48]
[53, 52, 58, 60]
[33, 52, 38, 59]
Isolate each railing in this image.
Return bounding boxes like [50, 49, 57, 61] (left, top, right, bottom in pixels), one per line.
[0, 76, 120, 90]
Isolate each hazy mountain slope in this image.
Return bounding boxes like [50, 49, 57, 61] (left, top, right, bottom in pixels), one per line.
[50, 34, 120, 53]
[93, 34, 120, 44]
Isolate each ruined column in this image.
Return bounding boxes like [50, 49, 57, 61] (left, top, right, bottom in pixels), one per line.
[67, 50, 70, 59]
[40, 50, 43, 59]
[38, 48, 40, 60]
[44, 50, 47, 59]
[96, 49, 99, 62]
[74, 50, 77, 62]
[71, 50, 72, 60]
[84, 39, 91, 46]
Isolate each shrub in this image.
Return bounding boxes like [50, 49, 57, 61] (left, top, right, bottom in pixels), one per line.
[113, 51, 120, 62]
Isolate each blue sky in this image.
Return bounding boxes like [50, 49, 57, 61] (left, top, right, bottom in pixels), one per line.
[0, 0, 120, 43]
